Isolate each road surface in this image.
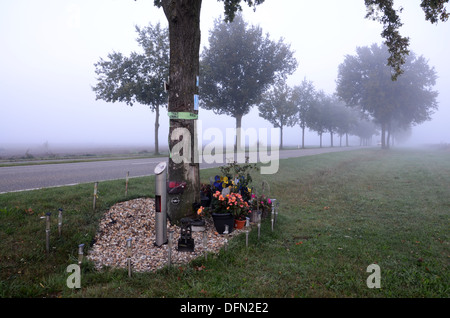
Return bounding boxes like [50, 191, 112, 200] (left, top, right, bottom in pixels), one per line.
[0, 147, 361, 193]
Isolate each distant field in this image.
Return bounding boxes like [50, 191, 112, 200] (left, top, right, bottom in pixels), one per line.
[0, 144, 167, 166]
[0, 148, 448, 298]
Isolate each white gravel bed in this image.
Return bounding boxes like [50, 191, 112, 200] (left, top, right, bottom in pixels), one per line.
[88, 198, 244, 272]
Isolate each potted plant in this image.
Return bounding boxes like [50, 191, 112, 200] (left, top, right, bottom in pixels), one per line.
[227, 192, 250, 229]
[210, 190, 250, 233]
[210, 190, 234, 234]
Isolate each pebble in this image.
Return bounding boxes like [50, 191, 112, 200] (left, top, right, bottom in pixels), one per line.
[88, 198, 245, 272]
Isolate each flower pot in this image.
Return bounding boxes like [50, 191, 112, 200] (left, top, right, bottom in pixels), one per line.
[250, 210, 261, 223]
[234, 218, 246, 229]
[211, 212, 234, 234]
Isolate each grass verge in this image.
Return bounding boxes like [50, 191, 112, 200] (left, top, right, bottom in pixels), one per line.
[0, 148, 448, 298]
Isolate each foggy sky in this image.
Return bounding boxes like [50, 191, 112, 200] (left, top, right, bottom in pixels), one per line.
[1, 0, 449, 154]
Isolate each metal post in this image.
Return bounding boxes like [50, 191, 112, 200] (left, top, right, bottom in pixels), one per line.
[126, 238, 132, 277]
[245, 217, 250, 247]
[154, 162, 167, 246]
[223, 224, 229, 251]
[275, 200, 279, 225]
[271, 202, 275, 232]
[78, 244, 84, 267]
[45, 213, 51, 253]
[58, 208, 63, 237]
[257, 211, 261, 240]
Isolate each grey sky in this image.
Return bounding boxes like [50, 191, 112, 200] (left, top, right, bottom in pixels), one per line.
[1, 0, 449, 153]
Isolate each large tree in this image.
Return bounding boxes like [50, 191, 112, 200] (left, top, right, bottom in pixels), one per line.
[93, 23, 169, 155]
[153, 0, 267, 223]
[306, 91, 330, 148]
[336, 43, 438, 149]
[292, 78, 317, 149]
[258, 81, 297, 149]
[201, 13, 297, 150]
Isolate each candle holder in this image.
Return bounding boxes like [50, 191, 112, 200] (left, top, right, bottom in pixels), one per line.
[178, 218, 194, 252]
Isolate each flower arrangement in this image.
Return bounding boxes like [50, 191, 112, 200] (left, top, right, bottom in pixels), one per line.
[211, 160, 256, 198]
[211, 190, 251, 220]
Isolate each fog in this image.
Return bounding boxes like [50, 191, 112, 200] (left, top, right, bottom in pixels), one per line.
[1, 0, 449, 157]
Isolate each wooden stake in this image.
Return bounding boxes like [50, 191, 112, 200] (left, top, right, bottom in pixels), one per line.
[93, 182, 98, 211]
[125, 171, 129, 196]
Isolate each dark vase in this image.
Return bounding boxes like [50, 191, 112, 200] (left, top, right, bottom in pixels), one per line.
[211, 212, 234, 234]
[200, 193, 211, 207]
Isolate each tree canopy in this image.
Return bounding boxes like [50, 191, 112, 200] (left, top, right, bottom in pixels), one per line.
[201, 13, 297, 149]
[92, 23, 169, 154]
[258, 80, 297, 149]
[292, 79, 317, 149]
[336, 43, 438, 148]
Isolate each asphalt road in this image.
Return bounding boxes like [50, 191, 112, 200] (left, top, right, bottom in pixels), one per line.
[0, 147, 361, 193]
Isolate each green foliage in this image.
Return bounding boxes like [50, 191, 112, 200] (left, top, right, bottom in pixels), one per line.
[336, 43, 438, 148]
[364, 0, 448, 79]
[200, 13, 297, 123]
[259, 80, 297, 148]
[292, 78, 317, 130]
[93, 22, 169, 109]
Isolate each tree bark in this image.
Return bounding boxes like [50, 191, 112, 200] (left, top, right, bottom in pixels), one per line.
[280, 125, 284, 150]
[236, 114, 243, 151]
[301, 125, 305, 149]
[161, 0, 202, 223]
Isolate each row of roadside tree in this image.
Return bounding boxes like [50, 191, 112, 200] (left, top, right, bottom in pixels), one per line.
[93, 14, 438, 151]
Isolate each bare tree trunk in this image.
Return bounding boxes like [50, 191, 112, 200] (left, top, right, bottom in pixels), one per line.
[236, 114, 243, 151]
[154, 104, 160, 155]
[302, 126, 305, 149]
[386, 121, 391, 149]
[381, 122, 386, 149]
[162, 0, 202, 223]
[280, 125, 284, 149]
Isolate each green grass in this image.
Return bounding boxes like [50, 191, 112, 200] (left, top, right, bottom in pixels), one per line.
[0, 148, 448, 298]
